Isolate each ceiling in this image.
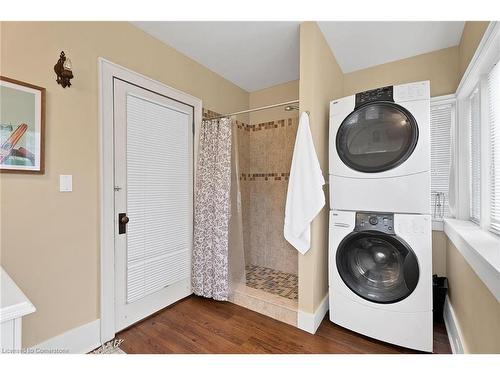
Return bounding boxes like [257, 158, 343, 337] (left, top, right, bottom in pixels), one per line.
[317, 22, 465, 73]
[132, 21, 300, 92]
[133, 21, 465, 92]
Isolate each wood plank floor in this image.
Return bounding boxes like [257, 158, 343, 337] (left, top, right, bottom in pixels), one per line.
[117, 295, 452, 354]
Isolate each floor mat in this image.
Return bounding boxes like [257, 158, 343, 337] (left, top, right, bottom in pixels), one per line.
[90, 339, 126, 354]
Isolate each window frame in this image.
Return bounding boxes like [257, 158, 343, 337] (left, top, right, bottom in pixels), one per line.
[468, 85, 482, 224]
[455, 21, 500, 238]
[486, 61, 500, 235]
[444, 21, 500, 304]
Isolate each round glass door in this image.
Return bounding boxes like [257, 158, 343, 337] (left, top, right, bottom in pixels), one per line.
[336, 102, 418, 173]
[336, 231, 419, 304]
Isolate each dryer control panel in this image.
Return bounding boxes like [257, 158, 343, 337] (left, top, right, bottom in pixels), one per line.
[354, 212, 395, 234]
[355, 86, 394, 108]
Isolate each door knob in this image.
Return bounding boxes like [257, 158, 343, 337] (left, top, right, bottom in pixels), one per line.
[118, 213, 129, 234]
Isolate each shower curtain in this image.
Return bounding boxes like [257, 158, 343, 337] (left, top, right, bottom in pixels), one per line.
[192, 117, 233, 301]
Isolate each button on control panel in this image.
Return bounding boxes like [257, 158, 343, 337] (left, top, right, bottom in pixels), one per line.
[354, 212, 395, 234]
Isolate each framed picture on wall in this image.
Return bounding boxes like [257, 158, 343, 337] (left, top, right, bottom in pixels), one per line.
[0, 76, 45, 174]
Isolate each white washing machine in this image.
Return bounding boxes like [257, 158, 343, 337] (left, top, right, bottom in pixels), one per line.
[329, 81, 430, 214]
[328, 210, 433, 352]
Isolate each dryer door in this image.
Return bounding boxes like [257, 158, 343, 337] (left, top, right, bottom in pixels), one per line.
[336, 231, 419, 304]
[336, 102, 418, 173]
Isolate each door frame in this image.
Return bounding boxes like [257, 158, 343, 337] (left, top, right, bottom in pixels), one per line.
[98, 58, 202, 344]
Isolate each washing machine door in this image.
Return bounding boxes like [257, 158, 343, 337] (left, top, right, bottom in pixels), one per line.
[336, 102, 418, 173]
[336, 231, 419, 304]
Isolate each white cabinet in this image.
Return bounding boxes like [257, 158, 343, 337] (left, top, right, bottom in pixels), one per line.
[0, 267, 36, 353]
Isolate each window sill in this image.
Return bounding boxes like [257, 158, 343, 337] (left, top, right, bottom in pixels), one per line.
[444, 218, 500, 301]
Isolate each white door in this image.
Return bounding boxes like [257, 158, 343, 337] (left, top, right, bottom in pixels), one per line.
[113, 78, 193, 332]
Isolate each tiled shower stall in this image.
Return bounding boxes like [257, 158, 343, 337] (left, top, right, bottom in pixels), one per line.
[202, 107, 300, 325]
[232, 113, 300, 325]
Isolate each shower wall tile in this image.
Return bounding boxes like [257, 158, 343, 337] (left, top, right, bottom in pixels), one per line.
[235, 116, 299, 276]
[240, 181, 251, 265]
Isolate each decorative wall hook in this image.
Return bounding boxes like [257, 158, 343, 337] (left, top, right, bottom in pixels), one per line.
[54, 51, 73, 88]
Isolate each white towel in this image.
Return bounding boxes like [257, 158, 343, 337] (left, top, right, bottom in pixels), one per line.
[284, 112, 325, 254]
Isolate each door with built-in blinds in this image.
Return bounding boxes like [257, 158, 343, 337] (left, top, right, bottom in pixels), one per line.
[113, 79, 193, 332]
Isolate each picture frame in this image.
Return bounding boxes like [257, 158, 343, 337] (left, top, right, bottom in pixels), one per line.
[0, 76, 45, 174]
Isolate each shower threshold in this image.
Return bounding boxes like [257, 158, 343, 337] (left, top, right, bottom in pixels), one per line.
[229, 265, 298, 327]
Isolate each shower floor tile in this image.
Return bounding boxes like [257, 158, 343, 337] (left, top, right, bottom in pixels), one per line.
[245, 264, 298, 301]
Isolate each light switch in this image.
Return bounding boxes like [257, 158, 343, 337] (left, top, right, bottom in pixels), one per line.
[59, 175, 72, 192]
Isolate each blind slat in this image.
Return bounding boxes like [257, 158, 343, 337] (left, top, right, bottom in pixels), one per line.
[469, 88, 481, 223]
[488, 61, 500, 234]
[430, 102, 453, 220]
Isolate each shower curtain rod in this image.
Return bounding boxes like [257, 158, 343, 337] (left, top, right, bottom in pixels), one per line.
[203, 99, 303, 120]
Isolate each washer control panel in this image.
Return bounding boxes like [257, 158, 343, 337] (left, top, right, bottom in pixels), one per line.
[354, 212, 395, 234]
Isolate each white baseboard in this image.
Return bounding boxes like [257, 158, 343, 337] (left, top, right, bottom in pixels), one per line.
[443, 296, 465, 354]
[297, 294, 329, 334]
[29, 319, 101, 354]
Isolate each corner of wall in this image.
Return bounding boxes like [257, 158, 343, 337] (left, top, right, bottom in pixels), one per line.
[458, 21, 491, 82]
[297, 294, 329, 334]
[445, 237, 500, 353]
[297, 21, 344, 315]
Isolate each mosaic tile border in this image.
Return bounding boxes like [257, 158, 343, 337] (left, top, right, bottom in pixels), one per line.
[240, 118, 295, 132]
[239, 172, 290, 181]
[246, 264, 298, 301]
[203, 107, 296, 133]
[202, 108, 221, 118]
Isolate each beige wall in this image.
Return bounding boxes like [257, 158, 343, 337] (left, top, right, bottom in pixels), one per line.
[0, 21, 249, 347]
[249, 80, 299, 124]
[344, 46, 459, 97]
[446, 240, 500, 353]
[458, 21, 490, 81]
[298, 22, 344, 313]
[432, 231, 447, 276]
[343, 21, 491, 97]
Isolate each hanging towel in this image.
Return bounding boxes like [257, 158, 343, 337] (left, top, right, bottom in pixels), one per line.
[284, 112, 325, 254]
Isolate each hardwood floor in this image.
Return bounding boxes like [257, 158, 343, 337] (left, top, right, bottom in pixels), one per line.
[117, 295, 452, 354]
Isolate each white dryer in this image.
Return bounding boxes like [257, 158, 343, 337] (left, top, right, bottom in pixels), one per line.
[328, 210, 433, 352]
[329, 81, 430, 214]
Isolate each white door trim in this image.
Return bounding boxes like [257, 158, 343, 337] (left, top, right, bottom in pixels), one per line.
[98, 58, 202, 344]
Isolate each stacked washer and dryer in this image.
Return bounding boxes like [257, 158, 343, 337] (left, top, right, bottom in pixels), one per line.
[328, 81, 433, 352]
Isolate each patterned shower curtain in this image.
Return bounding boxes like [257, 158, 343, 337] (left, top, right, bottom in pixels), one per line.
[192, 117, 232, 301]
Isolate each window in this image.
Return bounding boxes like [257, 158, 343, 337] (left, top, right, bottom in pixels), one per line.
[446, 22, 500, 303]
[488, 61, 500, 234]
[469, 88, 481, 224]
[430, 101, 454, 220]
